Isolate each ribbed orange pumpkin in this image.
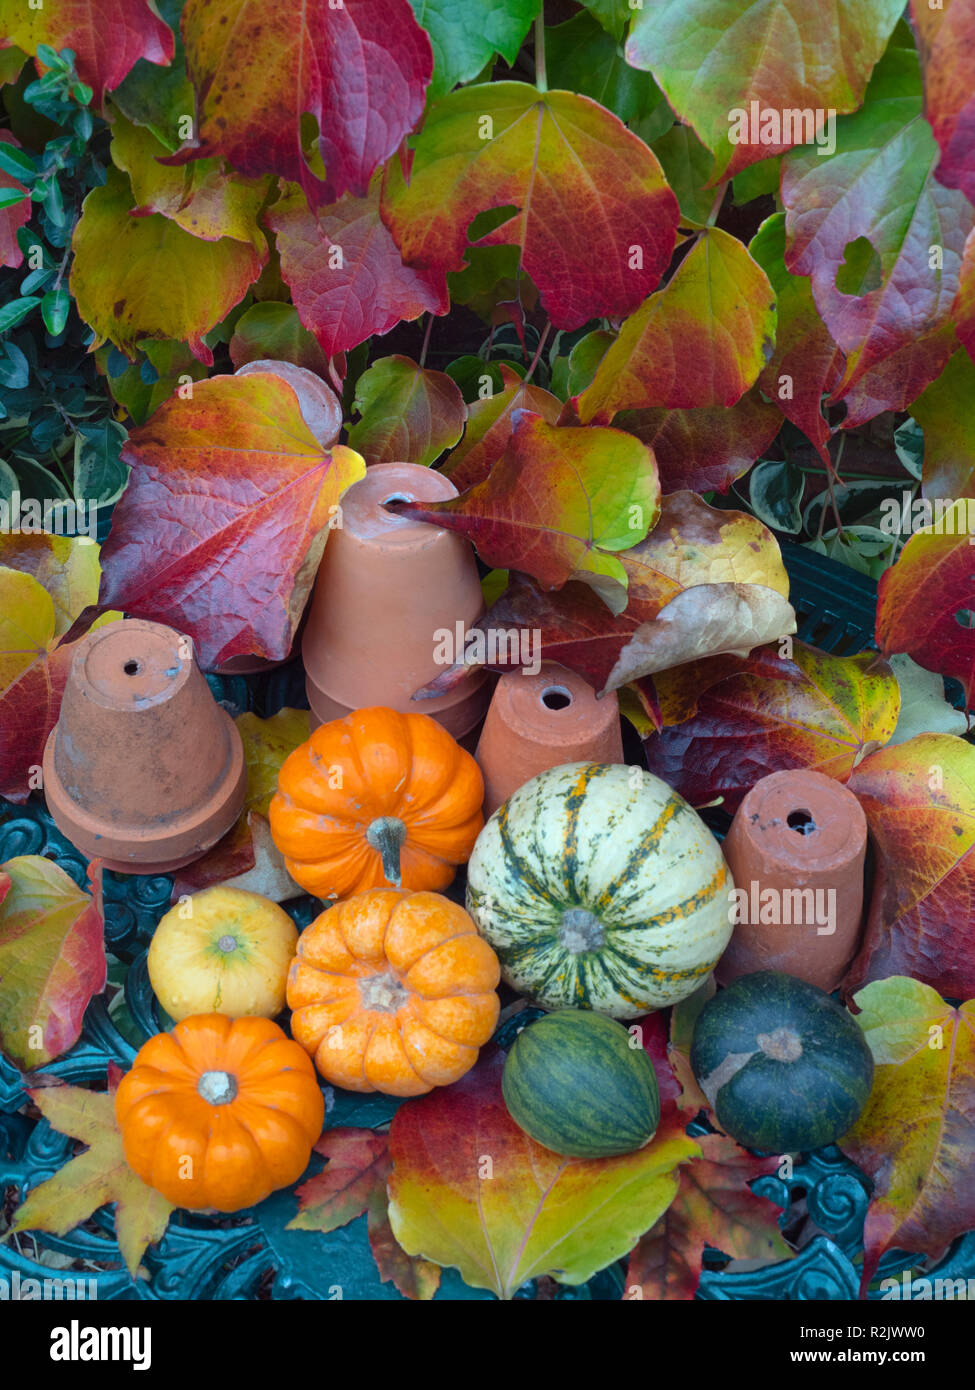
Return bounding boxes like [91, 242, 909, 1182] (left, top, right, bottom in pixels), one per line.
[268, 706, 484, 900]
[114, 1014, 324, 1211]
[287, 889, 501, 1096]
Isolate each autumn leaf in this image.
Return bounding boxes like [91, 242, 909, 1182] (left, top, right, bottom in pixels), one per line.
[96, 338, 209, 429]
[625, 1133, 791, 1300]
[0, 532, 104, 640]
[874, 501, 975, 705]
[93, 374, 366, 669]
[229, 303, 329, 376]
[267, 182, 448, 359]
[168, 0, 432, 207]
[625, 0, 904, 181]
[395, 412, 661, 612]
[615, 389, 781, 496]
[172, 708, 310, 900]
[289, 1128, 391, 1233]
[0, 132, 30, 269]
[909, 349, 975, 500]
[843, 735, 975, 1001]
[912, 0, 975, 205]
[9, 1080, 173, 1278]
[347, 356, 466, 467]
[748, 213, 844, 466]
[407, 0, 540, 103]
[643, 642, 900, 813]
[289, 1127, 441, 1300]
[441, 364, 562, 491]
[386, 1047, 699, 1299]
[842, 976, 975, 1293]
[381, 82, 680, 331]
[0, 0, 174, 106]
[576, 228, 776, 423]
[109, 108, 270, 249]
[71, 167, 266, 365]
[414, 492, 791, 698]
[781, 35, 973, 408]
[0, 856, 105, 1070]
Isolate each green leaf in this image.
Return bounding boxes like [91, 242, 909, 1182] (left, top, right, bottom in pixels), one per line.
[74, 419, 130, 507]
[349, 355, 467, 467]
[40, 285, 70, 337]
[893, 417, 924, 482]
[651, 123, 716, 227]
[407, 0, 541, 102]
[0, 297, 40, 334]
[748, 458, 804, 534]
[547, 12, 663, 124]
[0, 142, 37, 183]
[0, 186, 29, 212]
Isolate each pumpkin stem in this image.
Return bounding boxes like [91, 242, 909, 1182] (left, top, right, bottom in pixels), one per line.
[197, 1070, 238, 1105]
[366, 816, 408, 887]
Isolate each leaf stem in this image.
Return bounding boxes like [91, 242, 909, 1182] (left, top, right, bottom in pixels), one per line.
[418, 312, 434, 369]
[521, 320, 551, 387]
[534, 13, 547, 93]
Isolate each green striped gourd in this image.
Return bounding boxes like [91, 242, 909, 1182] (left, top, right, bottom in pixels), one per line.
[502, 1009, 660, 1157]
[466, 762, 732, 1018]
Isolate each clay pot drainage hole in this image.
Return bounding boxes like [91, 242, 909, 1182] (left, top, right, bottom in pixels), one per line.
[541, 685, 572, 711]
[787, 808, 817, 836]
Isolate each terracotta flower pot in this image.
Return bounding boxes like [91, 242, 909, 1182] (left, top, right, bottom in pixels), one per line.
[716, 768, 867, 993]
[475, 663, 624, 817]
[302, 462, 490, 739]
[43, 619, 247, 874]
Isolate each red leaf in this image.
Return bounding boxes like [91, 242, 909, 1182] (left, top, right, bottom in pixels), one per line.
[875, 505, 975, 705]
[914, 0, 975, 204]
[95, 374, 366, 669]
[0, 133, 30, 269]
[168, 0, 432, 206]
[2, 0, 174, 105]
[289, 1128, 390, 1232]
[615, 388, 781, 494]
[267, 182, 448, 358]
[442, 364, 562, 493]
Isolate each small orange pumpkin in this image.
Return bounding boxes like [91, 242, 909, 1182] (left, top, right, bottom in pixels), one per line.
[287, 889, 501, 1096]
[268, 706, 484, 900]
[114, 1014, 324, 1211]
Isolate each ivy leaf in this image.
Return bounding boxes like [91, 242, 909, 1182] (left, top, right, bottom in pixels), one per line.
[395, 412, 661, 612]
[71, 167, 266, 365]
[172, 707, 310, 900]
[748, 212, 844, 466]
[576, 228, 776, 423]
[912, 0, 975, 204]
[229, 303, 329, 375]
[381, 83, 680, 331]
[843, 736, 975, 1001]
[110, 109, 270, 249]
[576, 0, 632, 41]
[415, 493, 791, 698]
[909, 350, 975, 501]
[651, 123, 716, 228]
[781, 37, 973, 410]
[614, 388, 780, 495]
[547, 12, 663, 125]
[9, 1080, 174, 1278]
[954, 227, 975, 360]
[642, 642, 900, 813]
[93, 374, 366, 669]
[268, 182, 448, 360]
[74, 418, 130, 507]
[748, 458, 804, 534]
[387, 1047, 699, 1300]
[842, 976, 975, 1294]
[0, 0, 175, 105]
[168, 0, 432, 207]
[0, 856, 106, 1069]
[348, 356, 466, 467]
[875, 502, 975, 705]
[441, 363, 561, 491]
[625, 0, 904, 181]
[625, 1133, 790, 1300]
[407, 0, 540, 102]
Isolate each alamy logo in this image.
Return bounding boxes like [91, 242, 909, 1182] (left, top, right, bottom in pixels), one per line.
[432, 620, 541, 676]
[728, 882, 837, 936]
[50, 1320, 150, 1370]
[0, 490, 98, 541]
[728, 102, 836, 156]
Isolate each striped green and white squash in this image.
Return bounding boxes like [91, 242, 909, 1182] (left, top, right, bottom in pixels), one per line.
[466, 762, 732, 1018]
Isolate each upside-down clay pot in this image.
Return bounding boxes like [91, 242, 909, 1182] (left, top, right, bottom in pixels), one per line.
[216, 360, 345, 676]
[716, 769, 867, 993]
[42, 620, 247, 874]
[302, 462, 490, 739]
[475, 663, 624, 817]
